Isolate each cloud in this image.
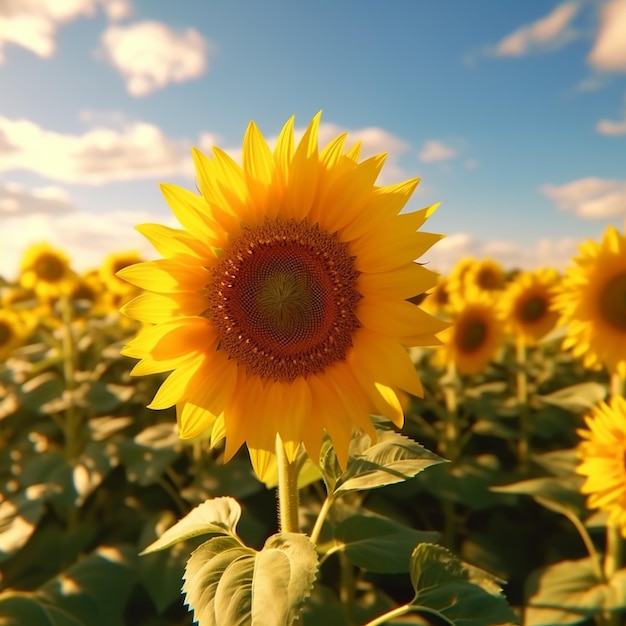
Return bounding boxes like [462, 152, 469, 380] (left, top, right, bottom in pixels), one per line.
[0, 0, 130, 63]
[0, 115, 194, 184]
[588, 0, 626, 72]
[0, 181, 75, 216]
[100, 21, 212, 96]
[541, 177, 626, 218]
[0, 208, 167, 281]
[492, 2, 580, 57]
[424, 231, 580, 274]
[418, 140, 458, 163]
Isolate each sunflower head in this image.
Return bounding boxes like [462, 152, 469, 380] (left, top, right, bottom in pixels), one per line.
[499, 268, 560, 345]
[19, 242, 75, 300]
[576, 395, 626, 536]
[101, 251, 143, 296]
[0, 309, 29, 361]
[434, 288, 504, 376]
[553, 225, 626, 378]
[421, 274, 451, 318]
[119, 113, 447, 471]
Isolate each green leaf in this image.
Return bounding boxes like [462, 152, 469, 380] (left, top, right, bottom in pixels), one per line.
[526, 558, 626, 615]
[0, 592, 53, 626]
[140, 497, 242, 555]
[323, 428, 446, 496]
[183, 533, 318, 626]
[409, 543, 517, 626]
[491, 477, 586, 518]
[35, 545, 136, 626]
[19, 372, 65, 414]
[535, 382, 606, 413]
[0, 487, 46, 563]
[333, 512, 439, 573]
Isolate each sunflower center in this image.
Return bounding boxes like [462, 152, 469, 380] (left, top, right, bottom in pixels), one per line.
[207, 219, 361, 382]
[457, 315, 487, 354]
[520, 295, 547, 323]
[477, 268, 503, 290]
[599, 272, 626, 331]
[33, 253, 65, 282]
[0, 321, 11, 347]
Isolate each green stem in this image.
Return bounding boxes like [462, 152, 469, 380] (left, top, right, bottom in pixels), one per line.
[562, 508, 605, 582]
[276, 435, 300, 533]
[310, 495, 334, 545]
[60, 295, 80, 460]
[610, 373, 623, 400]
[516, 339, 530, 471]
[602, 524, 624, 626]
[363, 604, 417, 626]
[441, 360, 458, 549]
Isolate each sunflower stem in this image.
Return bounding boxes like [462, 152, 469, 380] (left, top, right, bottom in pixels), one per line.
[60, 294, 80, 461]
[442, 360, 459, 549]
[310, 495, 334, 546]
[602, 524, 624, 626]
[276, 435, 300, 533]
[515, 339, 530, 472]
[610, 373, 623, 399]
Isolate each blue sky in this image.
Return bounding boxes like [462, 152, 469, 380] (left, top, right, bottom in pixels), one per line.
[1, 0, 625, 278]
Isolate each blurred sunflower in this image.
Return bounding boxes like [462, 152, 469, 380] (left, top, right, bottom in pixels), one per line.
[435, 289, 503, 376]
[464, 258, 506, 294]
[553, 225, 626, 377]
[499, 268, 560, 345]
[119, 113, 446, 469]
[19, 243, 75, 301]
[577, 395, 626, 536]
[101, 251, 143, 296]
[0, 309, 28, 361]
[421, 274, 451, 319]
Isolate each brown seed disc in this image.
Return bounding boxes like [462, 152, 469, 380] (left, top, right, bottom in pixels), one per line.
[599, 271, 626, 331]
[519, 294, 547, 323]
[207, 219, 361, 381]
[33, 253, 65, 282]
[456, 313, 488, 354]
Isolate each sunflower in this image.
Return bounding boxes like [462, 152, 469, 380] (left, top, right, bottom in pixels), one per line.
[119, 113, 447, 469]
[576, 395, 626, 536]
[19, 242, 75, 301]
[434, 289, 503, 376]
[499, 268, 560, 345]
[464, 258, 506, 294]
[420, 274, 451, 319]
[100, 251, 143, 296]
[0, 309, 28, 361]
[553, 225, 626, 378]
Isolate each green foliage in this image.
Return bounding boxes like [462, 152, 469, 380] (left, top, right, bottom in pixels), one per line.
[182, 533, 318, 626]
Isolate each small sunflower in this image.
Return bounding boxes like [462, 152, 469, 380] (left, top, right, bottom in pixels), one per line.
[0, 309, 28, 361]
[421, 274, 451, 318]
[119, 113, 447, 469]
[435, 289, 503, 376]
[576, 395, 626, 536]
[19, 243, 75, 301]
[100, 251, 143, 296]
[464, 258, 506, 294]
[499, 268, 560, 345]
[553, 225, 626, 377]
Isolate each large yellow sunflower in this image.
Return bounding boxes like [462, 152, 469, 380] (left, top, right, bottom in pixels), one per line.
[576, 395, 626, 536]
[19, 242, 75, 301]
[434, 289, 503, 376]
[553, 225, 626, 378]
[499, 268, 560, 345]
[119, 113, 446, 468]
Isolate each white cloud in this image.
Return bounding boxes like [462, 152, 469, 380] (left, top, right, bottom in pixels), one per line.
[588, 0, 626, 72]
[418, 140, 458, 163]
[596, 117, 626, 136]
[0, 208, 167, 281]
[100, 21, 212, 96]
[0, 116, 194, 184]
[541, 177, 626, 218]
[0, 181, 75, 216]
[493, 2, 580, 57]
[424, 231, 580, 274]
[0, 0, 131, 63]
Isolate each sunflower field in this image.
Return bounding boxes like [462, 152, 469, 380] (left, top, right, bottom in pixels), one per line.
[1, 117, 626, 626]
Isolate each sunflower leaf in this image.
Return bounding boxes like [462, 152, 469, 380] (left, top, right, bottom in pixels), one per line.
[526, 557, 626, 618]
[408, 543, 516, 626]
[331, 429, 446, 496]
[140, 497, 242, 555]
[183, 533, 318, 626]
